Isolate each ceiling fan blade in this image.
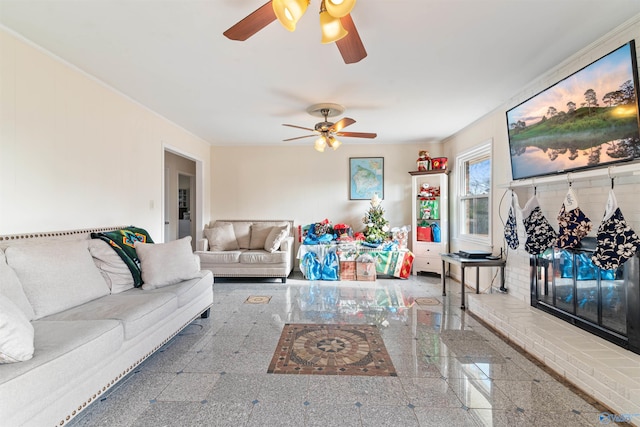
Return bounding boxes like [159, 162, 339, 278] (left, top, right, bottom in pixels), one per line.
[336, 131, 377, 139]
[223, 1, 276, 41]
[283, 124, 316, 132]
[330, 117, 356, 133]
[335, 14, 367, 64]
[283, 135, 316, 142]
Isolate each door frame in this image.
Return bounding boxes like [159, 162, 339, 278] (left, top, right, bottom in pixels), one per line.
[162, 145, 204, 244]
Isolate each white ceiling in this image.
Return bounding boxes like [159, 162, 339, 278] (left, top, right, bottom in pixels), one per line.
[1, 1, 640, 147]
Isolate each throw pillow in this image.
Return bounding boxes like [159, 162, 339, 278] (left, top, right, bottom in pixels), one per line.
[135, 236, 200, 289]
[0, 249, 36, 320]
[249, 224, 274, 250]
[5, 240, 111, 319]
[264, 224, 289, 253]
[91, 227, 153, 287]
[0, 294, 35, 364]
[204, 223, 239, 251]
[88, 239, 135, 294]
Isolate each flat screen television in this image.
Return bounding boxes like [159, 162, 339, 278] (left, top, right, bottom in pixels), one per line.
[506, 40, 640, 181]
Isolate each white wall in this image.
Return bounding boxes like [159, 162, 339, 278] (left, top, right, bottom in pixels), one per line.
[210, 142, 444, 236]
[443, 16, 640, 302]
[0, 28, 212, 240]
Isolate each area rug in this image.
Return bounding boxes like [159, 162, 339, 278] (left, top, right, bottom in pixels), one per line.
[268, 323, 397, 376]
[244, 296, 272, 304]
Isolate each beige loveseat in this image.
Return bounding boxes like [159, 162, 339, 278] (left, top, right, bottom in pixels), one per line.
[196, 220, 295, 283]
[0, 227, 213, 427]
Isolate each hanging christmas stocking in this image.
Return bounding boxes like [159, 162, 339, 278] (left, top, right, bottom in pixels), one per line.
[522, 195, 557, 255]
[592, 189, 640, 270]
[504, 191, 519, 250]
[556, 187, 592, 249]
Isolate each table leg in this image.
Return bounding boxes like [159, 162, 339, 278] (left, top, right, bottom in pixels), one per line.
[461, 266, 466, 310]
[441, 260, 446, 296]
[499, 264, 508, 293]
[476, 267, 480, 294]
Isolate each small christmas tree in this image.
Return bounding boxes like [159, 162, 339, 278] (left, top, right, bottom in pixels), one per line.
[362, 193, 390, 244]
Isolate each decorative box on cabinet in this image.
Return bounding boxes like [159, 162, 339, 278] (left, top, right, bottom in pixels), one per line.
[409, 170, 449, 275]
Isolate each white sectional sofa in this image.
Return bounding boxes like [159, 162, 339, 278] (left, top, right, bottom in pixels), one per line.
[0, 227, 213, 427]
[196, 219, 295, 283]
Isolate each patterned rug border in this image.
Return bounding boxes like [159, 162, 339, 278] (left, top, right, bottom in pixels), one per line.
[268, 323, 396, 377]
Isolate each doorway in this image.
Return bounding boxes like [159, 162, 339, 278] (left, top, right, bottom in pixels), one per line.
[178, 173, 194, 240]
[163, 149, 200, 249]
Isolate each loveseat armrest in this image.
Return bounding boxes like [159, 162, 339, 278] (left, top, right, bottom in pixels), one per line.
[196, 238, 209, 252]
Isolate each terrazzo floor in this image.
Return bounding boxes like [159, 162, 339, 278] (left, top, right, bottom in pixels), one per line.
[68, 272, 615, 427]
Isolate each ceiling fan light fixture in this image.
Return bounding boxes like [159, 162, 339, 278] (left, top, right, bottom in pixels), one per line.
[328, 136, 342, 150]
[273, 0, 309, 32]
[314, 136, 327, 152]
[319, 1, 348, 44]
[325, 0, 356, 18]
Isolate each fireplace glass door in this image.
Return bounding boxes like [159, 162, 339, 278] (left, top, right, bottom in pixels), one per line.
[530, 238, 639, 354]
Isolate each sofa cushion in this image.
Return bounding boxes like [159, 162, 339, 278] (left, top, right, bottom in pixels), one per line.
[44, 291, 177, 340]
[142, 271, 212, 307]
[0, 250, 35, 320]
[5, 241, 110, 319]
[204, 223, 239, 251]
[230, 222, 252, 249]
[198, 250, 242, 264]
[239, 250, 288, 264]
[249, 223, 274, 250]
[264, 224, 290, 253]
[0, 319, 123, 423]
[0, 294, 34, 364]
[135, 237, 200, 289]
[88, 239, 134, 294]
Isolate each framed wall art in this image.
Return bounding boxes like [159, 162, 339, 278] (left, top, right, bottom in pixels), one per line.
[349, 157, 384, 200]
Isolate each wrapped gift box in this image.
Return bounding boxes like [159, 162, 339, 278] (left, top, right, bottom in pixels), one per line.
[356, 261, 376, 281]
[340, 261, 356, 281]
[431, 157, 448, 170]
[417, 226, 433, 242]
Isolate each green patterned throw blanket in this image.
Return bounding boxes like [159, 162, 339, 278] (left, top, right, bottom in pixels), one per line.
[91, 226, 154, 287]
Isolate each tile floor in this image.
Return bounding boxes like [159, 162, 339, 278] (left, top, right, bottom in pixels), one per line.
[68, 273, 617, 427]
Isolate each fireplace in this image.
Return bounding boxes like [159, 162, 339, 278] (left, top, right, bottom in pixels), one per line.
[530, 237, 640, 355]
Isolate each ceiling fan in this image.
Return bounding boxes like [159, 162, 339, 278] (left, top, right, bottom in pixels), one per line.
[223, 0, 367, 64]
[283, 103, 377, 152]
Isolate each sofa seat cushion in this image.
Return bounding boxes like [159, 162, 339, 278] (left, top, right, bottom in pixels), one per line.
[5, 240, 110, 319]
[143, 271, 212, 307]
[43, 292, 177, 340]
[0, 319, 123, 421]
[239, 250, 287, 264]
[200, 250, 242, 264]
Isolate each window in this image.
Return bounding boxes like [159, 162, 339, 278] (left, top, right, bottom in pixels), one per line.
[457, 141, 492, 244]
